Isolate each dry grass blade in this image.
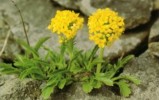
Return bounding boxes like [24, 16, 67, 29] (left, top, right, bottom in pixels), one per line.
[0, 31, 11, 57]
[10, 0, 30, 46]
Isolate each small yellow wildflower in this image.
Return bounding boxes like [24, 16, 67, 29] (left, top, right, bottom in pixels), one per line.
[48, 10, 84, 43]
[88, 8, 125, 48]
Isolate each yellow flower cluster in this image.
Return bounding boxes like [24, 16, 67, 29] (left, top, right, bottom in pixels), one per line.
[88, 8, 125, 48]
[48, 10, 84, 43]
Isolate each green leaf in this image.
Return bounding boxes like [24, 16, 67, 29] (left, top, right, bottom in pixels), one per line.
[113, 75, 140, 85]
[70, 64, 82, 74]
[42, 85, 55, 99]
[60, 43, 66, 55]
[16, 39, 39, 57]
[46, 74, 61, 86]
[14, 55, 28, 68]
[82, 81, 93, 93]
[70, 50, 83, 63]
[95, 74, 113, 86]
[88, 58, 104, 71]
[124, 75, 140, 85]
[0, 68, 19, 74]
[116, 80, 131, 97]
[0, 63, 19, 74]
[88, 45, 98, 60]
[0, 63, 13, 68]
[19, 67, 44, 79]
[100, 77, 113, 86]
[93, 81, 102, 89]
[81, 76, 89, 81]
[117, 55, 134, 68]
[58, 79, 67, 89]
[44, 47, 58, 61]
[34, 37, 50, 52]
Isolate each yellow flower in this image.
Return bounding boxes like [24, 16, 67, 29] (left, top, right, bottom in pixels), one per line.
[88, 8, 125, 48]
[48, 10, 84, 43]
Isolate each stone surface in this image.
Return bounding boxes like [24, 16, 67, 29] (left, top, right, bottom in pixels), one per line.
[0, 75, 41, 100]
[52, 83, 120, 100]
[53, 0, 153, 29]
[0, 0, 150, 60]
[0, 0, 158, 99]
[0, 0, 62, 48]
[52, 0, 79, 10]
[0, 0, 64, 59]
[122, 47, 159, 100]
[148, 42, 159, 57]
[78, 0, 96, 16]
[153, 0, 159, 10]
[76, 22, 149, 60]
[149, 17, 159, 43]
[0, 11, 21, 61]
[90, 0, 153, 29]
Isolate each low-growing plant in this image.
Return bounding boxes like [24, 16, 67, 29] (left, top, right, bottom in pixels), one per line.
[0, 8, 140, 99]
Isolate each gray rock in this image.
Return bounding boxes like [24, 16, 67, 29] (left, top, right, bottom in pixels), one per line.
[0, 0, 157, 99]
[52, 83, 120, 100]
[148, 42, 159, 57]
[76, 22, 149, 60]
[85, 0, 153, 29]
[104, 30, 148, 59]
[122, 48, 159, 100]
[0, 0, 149, 60]
[0, 0, 61, 47]
[0, 0, 63, 58]
[78, 0, 96, 16]
[149, 18, 159, 43]
[0, 11, 21, 61]
[153, 0, 159, 10]
[52, 0, 79, 10]
[0, 75, 41, 100]
[53, 0, 153, 29]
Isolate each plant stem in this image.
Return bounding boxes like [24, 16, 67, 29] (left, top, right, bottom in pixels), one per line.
[11, 0, 30, 46]
[67, 39, 74, 70]
[96, 48, 104, 74]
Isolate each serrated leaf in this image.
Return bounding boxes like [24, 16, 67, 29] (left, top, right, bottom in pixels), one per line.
[58, 79, 67, 89]
[122, 75, 140, 85]
[34, 37, 50, 52]
[112, 75, 140, 85]
[42, 85, 55, 99]
[117, 80, 131, 97]
[93, 81, 102, 89]
[118, 55, 134, 67]
[101, 77, 113, 86]
[82, 81, 93, 93]
[95, 75, 113, 86]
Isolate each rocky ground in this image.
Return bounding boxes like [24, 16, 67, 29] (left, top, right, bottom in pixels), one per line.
[0, 0, 159, 100]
